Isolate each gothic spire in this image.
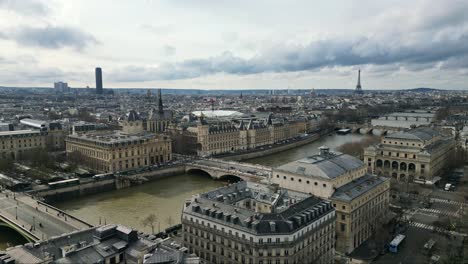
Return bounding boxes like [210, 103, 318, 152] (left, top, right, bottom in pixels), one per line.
[158, 88, 164, 114]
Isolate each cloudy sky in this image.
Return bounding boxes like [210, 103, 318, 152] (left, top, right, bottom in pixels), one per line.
[0, 0, 467, 90]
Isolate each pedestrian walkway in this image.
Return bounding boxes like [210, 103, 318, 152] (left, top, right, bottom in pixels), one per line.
[408, 221, 468, 237]
[419, 208, 459, 217]
[430, 198, 467, 206]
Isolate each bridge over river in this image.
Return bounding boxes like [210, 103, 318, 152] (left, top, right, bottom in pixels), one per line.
[185, 158, 272, 182]
[0, 190, 92, 242]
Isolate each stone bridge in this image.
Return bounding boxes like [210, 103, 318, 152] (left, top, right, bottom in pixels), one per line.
[337, 122, 405, 135]
[381, 113, 433, 122]
[0, 190, 92, 242]
[185, 158, 272, 182]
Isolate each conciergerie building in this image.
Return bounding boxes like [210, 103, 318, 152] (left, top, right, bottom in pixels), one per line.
[65, 110, 172, 173]
[182, 181, 336, 264]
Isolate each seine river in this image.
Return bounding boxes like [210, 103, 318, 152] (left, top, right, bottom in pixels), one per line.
[0, 133, 372, 249]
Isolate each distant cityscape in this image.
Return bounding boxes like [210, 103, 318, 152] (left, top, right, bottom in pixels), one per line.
[1, 1, 468, 264]
[0, 65, 467, 264]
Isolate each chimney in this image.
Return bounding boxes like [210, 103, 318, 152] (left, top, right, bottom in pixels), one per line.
[319, 146, 330, 156]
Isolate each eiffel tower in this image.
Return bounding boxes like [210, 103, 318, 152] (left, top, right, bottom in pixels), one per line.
[355, 69, 363, 95]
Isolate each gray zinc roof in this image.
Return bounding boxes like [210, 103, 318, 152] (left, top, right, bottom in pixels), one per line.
[385, 127, 439, 141]
[276, 152, 364, 179]
[331, 174, 388, 202]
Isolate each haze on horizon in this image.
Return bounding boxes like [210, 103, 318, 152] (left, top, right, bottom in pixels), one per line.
[0, 0, 467, 90]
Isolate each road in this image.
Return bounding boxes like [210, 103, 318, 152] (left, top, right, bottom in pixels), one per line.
[193, 159, 271, 177]
[0, 190, 91, 240]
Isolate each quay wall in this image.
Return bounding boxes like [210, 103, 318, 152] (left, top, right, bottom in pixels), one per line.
[36, 165, 186, 202]
[220, 133, 321, 161]
[130, 165, 186, 182]
[35, 132, 327, 202]
[38, 179, 116, 203]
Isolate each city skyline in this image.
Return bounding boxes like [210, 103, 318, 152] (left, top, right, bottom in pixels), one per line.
[0, 0, 468, 90]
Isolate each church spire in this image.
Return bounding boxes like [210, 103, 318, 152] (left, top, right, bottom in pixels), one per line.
[158, 88, 164, 114]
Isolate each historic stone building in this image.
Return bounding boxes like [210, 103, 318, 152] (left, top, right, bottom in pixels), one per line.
[171, 114, 315, 157]
[0, 130, 47, 159]
[364, 127, 455, 182]
[147, 89, 173, 133]
[271, 146, 390, 254]
[66, 111, 172, 173]
[182, 181, 336, 264]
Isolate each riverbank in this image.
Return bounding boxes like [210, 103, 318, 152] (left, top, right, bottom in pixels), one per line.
[1, 133, 373, 244]
[35, 132, 326, 202]
[35, 165, 186, 203]
[218, 133, 322, 161]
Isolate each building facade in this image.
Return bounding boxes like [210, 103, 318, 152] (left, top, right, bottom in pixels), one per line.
[0, 130, 47, 159]
[172, 114, 316, 157]
[54, 81, 70, 93]
[364, 127, 455, 182]
[182, 181, 336, 264]
[147, 89, 173, 133]
[66, 111, 172, 173]
[271, 146, 390, 254]
[95, 67, 103, 94]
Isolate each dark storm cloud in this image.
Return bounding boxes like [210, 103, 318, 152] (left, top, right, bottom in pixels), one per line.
[107, 0, 468, 82]
[4, 26, 98, 50]
[110, 29, 468, 82]
[0, 0, 48, 16]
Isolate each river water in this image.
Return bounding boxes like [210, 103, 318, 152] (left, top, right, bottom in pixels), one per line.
[1, 133, 372, 247]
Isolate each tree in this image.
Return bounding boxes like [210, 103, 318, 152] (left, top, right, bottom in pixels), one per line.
[442, 147, 468, 175]
[0, 156, 14, 172]
[435, 106, 450, 122]
[20, 148, 54, 169]
[78, 110, 96, 122]
[68, 151, 83, 165]
[337, 137, 381, 160]
[141, 214, 158, 234]
[165, 216, 174, 227]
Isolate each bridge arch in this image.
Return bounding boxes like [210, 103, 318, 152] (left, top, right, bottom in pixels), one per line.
[0, 220, 35, 243]
[186, 168, 214, 179]
[218, 175, 244, 183]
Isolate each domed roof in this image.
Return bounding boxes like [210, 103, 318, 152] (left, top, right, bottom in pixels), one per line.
[127, 110, 140, 121]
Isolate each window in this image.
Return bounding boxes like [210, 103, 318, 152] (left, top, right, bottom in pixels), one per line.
[323, 183, 327, 188]
[341, 214, 346, 220]
[306, 180, 310, 184]
[314, 182, 318, 186]
[340, 223, 346, 232]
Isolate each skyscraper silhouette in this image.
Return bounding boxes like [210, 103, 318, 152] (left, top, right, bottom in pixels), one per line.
[95, 67, 103, 95]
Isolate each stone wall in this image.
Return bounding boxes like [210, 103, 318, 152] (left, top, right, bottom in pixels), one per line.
[220, 133, 321, 161]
